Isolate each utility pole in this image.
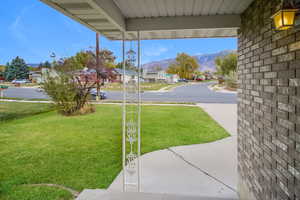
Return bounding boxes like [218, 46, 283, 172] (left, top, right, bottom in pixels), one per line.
[96, 33, 101, 101]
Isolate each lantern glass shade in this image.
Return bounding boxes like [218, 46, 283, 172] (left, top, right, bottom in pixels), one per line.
[272, 9, 298, 30]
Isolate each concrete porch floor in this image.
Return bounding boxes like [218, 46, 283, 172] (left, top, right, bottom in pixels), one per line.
[77, 190, 237, 200]
[77, 103, 238, 200]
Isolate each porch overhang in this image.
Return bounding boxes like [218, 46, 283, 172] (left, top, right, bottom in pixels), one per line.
[40, 0, 255, 40]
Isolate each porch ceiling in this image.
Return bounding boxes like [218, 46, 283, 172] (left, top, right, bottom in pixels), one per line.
[40, 0, 255, 40]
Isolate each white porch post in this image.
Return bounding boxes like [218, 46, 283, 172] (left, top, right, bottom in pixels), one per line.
[122, 31, 142, 192]
[137, 31, 141, 192]
[122, 31, 126, 192]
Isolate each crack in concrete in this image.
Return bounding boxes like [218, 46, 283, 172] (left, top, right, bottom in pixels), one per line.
[167, 148, 237, 193]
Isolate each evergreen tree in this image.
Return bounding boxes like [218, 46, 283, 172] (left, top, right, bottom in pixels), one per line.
[115, 50, 138, 71]
[38, 61, 52, 69]
[5, 57, 29, 81]
[44, 61, 52, 68]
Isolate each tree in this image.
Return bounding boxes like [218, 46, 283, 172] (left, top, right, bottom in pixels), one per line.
[115, 49, 138, 71]
[126, 49, 136, 67]
[63, 51, 92, 72]
[0, 65, 5, 80]
[67, 49, 116, 74]
[215, 53, 238, 88]
[4, 57, 29, 81]
[215, 53, 237, 76]
[0, 65, 6, 71]
[115, 60, 138, 71]
[99, 49, 116, 68]
[167, 53, 199, 79]
[38, 61, 52, 69]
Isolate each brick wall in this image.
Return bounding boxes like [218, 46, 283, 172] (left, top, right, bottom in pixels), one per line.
[238, 0, 300, 199]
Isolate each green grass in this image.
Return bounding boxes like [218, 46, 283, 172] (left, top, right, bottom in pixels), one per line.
[0, 102, 53, 122]
[0, 103, 229, 200]
[2, 186, 73, 200]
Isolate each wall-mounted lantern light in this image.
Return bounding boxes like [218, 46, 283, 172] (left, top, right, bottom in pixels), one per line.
[271, 0, 299, 30]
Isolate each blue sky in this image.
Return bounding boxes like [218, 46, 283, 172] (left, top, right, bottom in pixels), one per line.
[0, 0, 237, 65]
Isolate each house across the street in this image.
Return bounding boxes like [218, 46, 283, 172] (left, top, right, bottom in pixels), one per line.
[113, 68, 138, 83]
[143, 69, 179, 83]
[29, 71, 42, 83]
[41, 68, 58, 83]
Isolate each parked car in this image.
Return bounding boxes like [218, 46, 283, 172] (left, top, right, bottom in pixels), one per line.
[196, 77, 205, 81]
[90, 88, 107, 100]
[11, 79, 30, 84]
[36, 87, 44, 92]
[178, 79, 188, 83]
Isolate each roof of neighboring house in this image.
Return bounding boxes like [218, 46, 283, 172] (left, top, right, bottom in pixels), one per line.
[114, 68, 138, 76]
[86, 69, 97, 73]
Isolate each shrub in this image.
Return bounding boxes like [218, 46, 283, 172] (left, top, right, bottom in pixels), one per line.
[42, 70, 95, 116]
[42, 50, 116, 116]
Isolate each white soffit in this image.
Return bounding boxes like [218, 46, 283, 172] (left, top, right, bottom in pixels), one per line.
[40, 0, 255, 40]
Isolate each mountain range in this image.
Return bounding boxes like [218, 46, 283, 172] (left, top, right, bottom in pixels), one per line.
[142, 50, 236, 72]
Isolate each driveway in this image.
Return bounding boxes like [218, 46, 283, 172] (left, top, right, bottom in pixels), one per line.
[3, 82, 236, 103]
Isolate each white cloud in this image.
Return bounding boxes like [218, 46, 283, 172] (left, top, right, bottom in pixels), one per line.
[143, 45, 168, 57]
[9, 5, 35, 43]
[8, 4, 46, 60]
[10, 15, 27, 43]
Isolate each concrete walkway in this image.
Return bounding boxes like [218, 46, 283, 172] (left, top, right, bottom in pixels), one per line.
[107, 103, 238, 199]
[197, 103, 237, 136]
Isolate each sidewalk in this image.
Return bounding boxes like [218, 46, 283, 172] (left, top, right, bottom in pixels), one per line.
[0, 98, 198, 107]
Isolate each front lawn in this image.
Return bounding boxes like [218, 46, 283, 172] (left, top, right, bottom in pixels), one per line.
[0, 103, 229, 200]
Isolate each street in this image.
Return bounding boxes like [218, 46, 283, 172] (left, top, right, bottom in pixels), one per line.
[3, 82, 236, 103]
